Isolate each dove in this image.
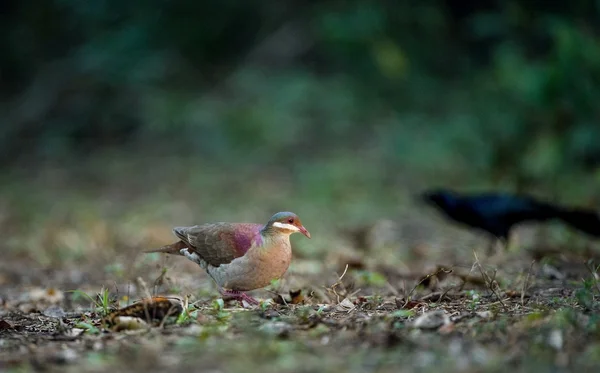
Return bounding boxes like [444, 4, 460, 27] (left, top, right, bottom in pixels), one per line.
[145, 212, 311, 305]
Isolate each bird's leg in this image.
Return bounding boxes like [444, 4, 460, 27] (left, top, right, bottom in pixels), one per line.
[218, 288, 260, 306]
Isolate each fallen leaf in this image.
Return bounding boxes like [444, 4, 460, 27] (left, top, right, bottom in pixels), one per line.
[336, 298, 355, 312]
[106, 296, 183, 326]
[0, 319, 13, 329]
[272, 289, 305, 305]
[395, 298, 424, 310]
[67, 328, 85, 337]
[505, 290, 522, 298]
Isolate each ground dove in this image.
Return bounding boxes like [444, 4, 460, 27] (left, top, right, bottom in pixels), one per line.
[145, 212, 311, 305]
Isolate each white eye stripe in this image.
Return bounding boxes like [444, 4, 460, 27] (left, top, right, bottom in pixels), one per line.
[272, 222, 300, 231]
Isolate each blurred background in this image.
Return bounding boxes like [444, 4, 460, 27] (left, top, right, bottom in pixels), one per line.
[1, 0, 600, 293]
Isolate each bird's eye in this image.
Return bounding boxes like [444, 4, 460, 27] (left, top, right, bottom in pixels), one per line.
[288, 218, 294, 224]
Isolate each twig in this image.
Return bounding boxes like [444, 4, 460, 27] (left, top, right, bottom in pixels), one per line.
[584, 261, 600, 294]
[338, 264, 349, 282]
[325, 264, 350, 304]
[402, 267, 453, 308]
[472, 249, 508, 312]
[521, 260, 535, 306]
[160, 295, 187, 328]
[385, 281, 400, 296]
[419, 289, 458, 302]
[265, 289, 290, 307]
[137, 277, 152, 300]
[437, 285, 457, 303]
[347, 289, 362, 299]
[136, 277, 154, 324]
[152, 268, 168, 296]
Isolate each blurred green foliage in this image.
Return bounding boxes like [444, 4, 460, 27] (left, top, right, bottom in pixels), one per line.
[1, 0, 599, 197]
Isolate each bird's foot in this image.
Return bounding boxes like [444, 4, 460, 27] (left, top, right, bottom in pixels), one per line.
[219, 289, 260, 307]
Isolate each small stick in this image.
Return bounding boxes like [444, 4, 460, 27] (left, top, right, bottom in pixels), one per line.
[419, 287, 456, 302]
[521, 260, 535, 306]
[326, 264, 350, 304]
[385, 281, 399, 296]
[136, 277, 154, 323]
[338, 264, 349, 282]
[402, 267, 452, 308]
[584, 261, 600, 294]
[160, 295, 186, 328]
[437, 285, 457, 303]
[473, 249, 508, 312]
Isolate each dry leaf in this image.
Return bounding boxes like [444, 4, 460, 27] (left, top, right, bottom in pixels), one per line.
[272, 289, 305, 305]
[106, 296, 183, 326]
[336, 298, 355, 312]
[0, 319, 13, 329]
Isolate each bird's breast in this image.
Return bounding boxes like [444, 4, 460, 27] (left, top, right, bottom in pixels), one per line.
[211, 239, 292, 291]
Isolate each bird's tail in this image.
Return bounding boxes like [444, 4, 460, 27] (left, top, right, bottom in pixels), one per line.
[555, 208, 600, 238]
[520, 199, 566, 221]
[144, 240, 187, 255]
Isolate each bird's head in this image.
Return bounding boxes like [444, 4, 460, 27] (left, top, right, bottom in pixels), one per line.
[264, 211, 311, 239]
[420, 189, 457, 209]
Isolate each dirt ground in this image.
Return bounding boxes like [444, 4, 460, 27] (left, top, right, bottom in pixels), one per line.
[1, 160, 600, 372]
[2, 237, 600, 372]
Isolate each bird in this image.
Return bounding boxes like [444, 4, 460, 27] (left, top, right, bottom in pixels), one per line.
[145, 211, 311, 305]
[420, 189, 600, 254]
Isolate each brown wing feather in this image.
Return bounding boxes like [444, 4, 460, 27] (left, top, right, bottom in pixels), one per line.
[173, 223, 262, 267]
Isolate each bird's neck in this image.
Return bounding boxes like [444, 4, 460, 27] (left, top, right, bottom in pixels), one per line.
[259, 228, 291, 250]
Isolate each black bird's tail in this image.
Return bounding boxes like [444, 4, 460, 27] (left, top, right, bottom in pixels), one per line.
[497, 197, 600, 238]
[554, 208, 600, 238]
[520, 199, 565, 221]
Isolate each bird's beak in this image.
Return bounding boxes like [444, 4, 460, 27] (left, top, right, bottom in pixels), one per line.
[299, 226, 311, 239]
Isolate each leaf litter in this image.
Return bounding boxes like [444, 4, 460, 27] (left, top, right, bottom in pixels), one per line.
[2, 237, 600, 372]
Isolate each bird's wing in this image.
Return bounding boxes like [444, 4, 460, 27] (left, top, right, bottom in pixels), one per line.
[173, 223, 263, 267]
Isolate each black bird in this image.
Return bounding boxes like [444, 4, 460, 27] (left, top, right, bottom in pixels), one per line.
[421, 189, 600, 253]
